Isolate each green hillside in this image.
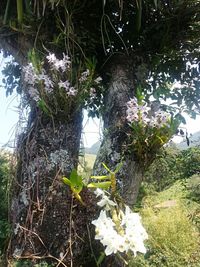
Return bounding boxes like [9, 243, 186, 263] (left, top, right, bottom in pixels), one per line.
[84, 141, 101, 155]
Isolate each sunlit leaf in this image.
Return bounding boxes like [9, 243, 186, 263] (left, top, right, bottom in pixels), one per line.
[38, 99, 50, 115]
[90, 175, 108, 180]
[87, 181, 111, 189]
[69, 169, 83, 193]
[72, 191, 85, 206]
[114, 162, 123, 174]
[62, 177, 71, 186]
[102, 163, 112, 173]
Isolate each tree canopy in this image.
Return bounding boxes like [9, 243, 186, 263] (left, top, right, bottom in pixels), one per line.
[0, 0, 200, 116]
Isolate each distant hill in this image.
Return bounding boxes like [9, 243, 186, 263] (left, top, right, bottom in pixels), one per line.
[176, 131, 200, 150]
[85, 141, 101, 155]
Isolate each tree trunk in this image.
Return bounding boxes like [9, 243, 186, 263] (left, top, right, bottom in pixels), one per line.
[94, 55, 145, 206]
[8, 106, 100, 267]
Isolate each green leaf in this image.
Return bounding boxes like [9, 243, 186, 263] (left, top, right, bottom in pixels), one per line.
[97, 252, 105, 266]
[17, 0, 23, 24]
[87, 181, 111, 189]
[136, 85, 144, 103]
[154, 0, 158, 9]
[90, 175, 108, 180]
[72, 184, 83, 194]
[70, 169, 82, 185]
[38, 99, 50, 115]
[63, 170, 84, 193]
[72, 191, 85, 206]
[102, 163, 112, 173]
[175, 113, 186, 125]
[62, 177, 71, 186]
[114, 162, 123, 174]
[3, 0, 11, 24]
[69, 169, 83, 193]
[135, 0, 142, 32]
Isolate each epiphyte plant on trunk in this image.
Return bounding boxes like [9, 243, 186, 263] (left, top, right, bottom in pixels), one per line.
[62, 163, 148, 265]
[125, 88, 181, 165]
[62, 162, 121, 206]
[62, 95, 180, 265]
[22, 49, 103, 117]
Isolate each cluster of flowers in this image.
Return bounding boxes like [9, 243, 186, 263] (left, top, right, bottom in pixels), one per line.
[89, 77, 102, 99]
[126, 97, 170, 128]
[92, 189, 148, 256]
[22, 53, 85, 102]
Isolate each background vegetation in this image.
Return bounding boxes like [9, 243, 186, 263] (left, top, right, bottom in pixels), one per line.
[0, 150, 12, 264]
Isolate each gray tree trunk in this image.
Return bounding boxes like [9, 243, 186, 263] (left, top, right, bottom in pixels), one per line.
[8, 105, 100, 266]
[94, 55, 145, 206]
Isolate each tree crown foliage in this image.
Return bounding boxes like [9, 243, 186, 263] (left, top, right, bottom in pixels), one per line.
[0, 0, 200, 117]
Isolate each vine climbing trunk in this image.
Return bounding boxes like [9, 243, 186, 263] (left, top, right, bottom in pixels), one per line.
[94, 55, 145, 206]
[8, 105, 99, 266]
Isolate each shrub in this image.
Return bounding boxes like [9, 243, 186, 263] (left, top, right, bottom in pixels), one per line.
[186, 174, 200, 202]
[145, 146, 200, 192]
[144, 147, 181, 191]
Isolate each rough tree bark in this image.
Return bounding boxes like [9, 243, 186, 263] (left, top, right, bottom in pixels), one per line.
[94, 55, 146, 206]
[0, 33, 100, 265]
[7, 104, 101, 267]
[1, 39, 146, 266]
[0, 32, 128, 266]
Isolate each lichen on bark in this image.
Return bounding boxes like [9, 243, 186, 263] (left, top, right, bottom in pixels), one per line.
[94, 55, 146, 206]
[8, 98, 101, 266]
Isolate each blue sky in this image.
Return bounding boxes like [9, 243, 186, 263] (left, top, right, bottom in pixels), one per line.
[0, 51, 200, 149]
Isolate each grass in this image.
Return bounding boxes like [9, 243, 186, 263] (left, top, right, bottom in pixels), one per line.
[77, 154, 200, 266]
[130, 181, 200, 267]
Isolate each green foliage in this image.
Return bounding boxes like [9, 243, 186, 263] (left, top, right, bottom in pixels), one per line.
[63, 169, 84, 193]
[177, 147, 200, 179]
[16, 0, 23, 24]
[130, 182, 200, 267]
[0, 150, 11, 255]
[87, 180, 111, 189]
[129, 121, 177, 165]
[144, 147, 180, 191]
[126, 89, 182, 165]
[63, 169, 85, 205]
[186, 174, 200, 203]
[63, 162, 122, 205]
[145, 146, 200, 192]
[1, 0, 200, 119]
[89, 162, 123, 193]
[22, 49, 103, 118]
